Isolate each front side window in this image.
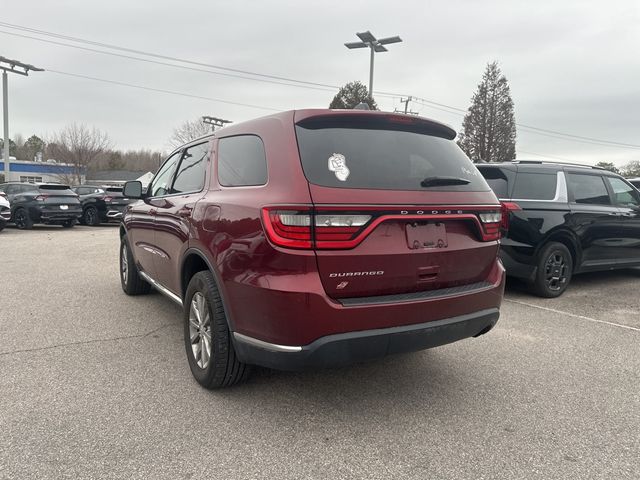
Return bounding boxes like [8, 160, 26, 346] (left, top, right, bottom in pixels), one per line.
[218, 135, 267, 187]
[172, 143, 209, 194]
[606, 177, 640, 206]
[567, 173, 611, 205]
[149, 151, 181, 197]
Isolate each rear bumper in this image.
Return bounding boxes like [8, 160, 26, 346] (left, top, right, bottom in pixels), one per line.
[233, 308, 500, 370]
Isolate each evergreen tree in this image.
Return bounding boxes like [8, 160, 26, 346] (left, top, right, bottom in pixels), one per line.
[329, 81, 377, 110]
[458, 62, 516, 162]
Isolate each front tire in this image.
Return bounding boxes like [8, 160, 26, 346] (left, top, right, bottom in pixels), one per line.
[532, 242, 573, 298]
[120, 234, 151, 295]
[83, 206, 101, 226]
[184, 271, 250, 389]
[13, 208, 34, 230]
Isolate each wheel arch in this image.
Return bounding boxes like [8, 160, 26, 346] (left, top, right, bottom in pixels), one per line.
[181, 248, 236, 331]
[538, 228, 581, 269]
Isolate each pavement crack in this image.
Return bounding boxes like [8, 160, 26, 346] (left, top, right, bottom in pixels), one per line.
[0, 323, 178, 357]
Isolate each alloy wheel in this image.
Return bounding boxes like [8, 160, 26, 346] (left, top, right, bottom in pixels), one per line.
[120, 243, 129, 284]
[15, 210, 26, 229]
[544, 251, 568, 291]
[188, 292, 212, 369]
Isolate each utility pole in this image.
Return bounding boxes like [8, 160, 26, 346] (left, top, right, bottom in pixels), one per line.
[202, 116, 232, 132]
[0, 56, 44, 182]
[344, 31, 402, 97]
[395, 96, 419, 115]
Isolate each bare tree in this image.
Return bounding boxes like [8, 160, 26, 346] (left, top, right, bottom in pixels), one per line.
[48, 123, 112, 184]
[169, 118, 211, 149]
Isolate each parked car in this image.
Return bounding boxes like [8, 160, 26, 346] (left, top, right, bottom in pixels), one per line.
[628, 178, 640, 190]
[0, 182, 82, 229]
[0, 191, 10, 231]
[477, 161, 640, 297]
[119, 109, 506, 389]
[72, 185, 134, 225]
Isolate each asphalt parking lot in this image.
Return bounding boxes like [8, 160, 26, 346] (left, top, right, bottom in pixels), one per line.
[1, 226, 638, 479]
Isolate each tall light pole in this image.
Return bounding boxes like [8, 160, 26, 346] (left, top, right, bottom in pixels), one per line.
[1, 56, 44, 181]
[202, 116, 232, 132]
[344, 31, 402, 98]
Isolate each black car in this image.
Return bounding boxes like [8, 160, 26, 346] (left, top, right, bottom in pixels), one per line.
[629, 178, 640, 190]
[0, 182, 82, 229]
[72, 185, 134, 225]
[478, 161, 640, 297]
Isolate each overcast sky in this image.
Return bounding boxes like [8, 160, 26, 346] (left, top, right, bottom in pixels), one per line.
[2, 0, 639, 167]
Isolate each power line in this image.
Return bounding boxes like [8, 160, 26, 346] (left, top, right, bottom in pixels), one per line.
[0, 29, 338, 93]
[0, 22, 343, 90]
[47, 69, 280, 112]
[3, 20, 639, 150]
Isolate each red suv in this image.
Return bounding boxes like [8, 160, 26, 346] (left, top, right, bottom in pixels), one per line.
[120, 109, 505, 389]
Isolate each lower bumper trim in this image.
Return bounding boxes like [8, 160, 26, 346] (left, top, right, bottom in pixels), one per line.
[232, 308, 500, 371]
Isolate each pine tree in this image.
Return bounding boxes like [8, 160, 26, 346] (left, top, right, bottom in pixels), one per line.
[458, 62, 516, 162]
[329, 81, 378, 110]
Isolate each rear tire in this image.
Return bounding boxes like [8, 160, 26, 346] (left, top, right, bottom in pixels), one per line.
[120, 234, 151, 295]
[184, 271, 250, 389]
[13, 208, 34, 230]
[532, 242, 573, 298]
[83, 206, 101, 226]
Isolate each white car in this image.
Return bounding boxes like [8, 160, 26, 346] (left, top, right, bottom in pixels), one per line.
[0, 191, 10, 231]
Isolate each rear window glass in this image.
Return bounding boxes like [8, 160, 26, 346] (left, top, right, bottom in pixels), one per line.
[295, 119, 488, 191]
[39, 185, 71, 191]
[478, 167, 511, 198]
[567, 173, 610, 205]
[512, 172, 557, 200]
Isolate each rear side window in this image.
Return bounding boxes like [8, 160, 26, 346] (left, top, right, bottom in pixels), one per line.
[478, 167, 511, 198]
[173, 143, 208, 193]
[512, 172, 557, 200]
[295, 119, 488, 191]
[217, 135, 267, 187]
[567, 173, 611, 205]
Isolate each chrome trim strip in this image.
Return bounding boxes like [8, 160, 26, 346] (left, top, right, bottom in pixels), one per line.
[233, 332, 303, 353]
[139, 271, 183, 306]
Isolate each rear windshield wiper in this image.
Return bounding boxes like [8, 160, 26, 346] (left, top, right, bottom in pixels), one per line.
[420, 176, 471, 187]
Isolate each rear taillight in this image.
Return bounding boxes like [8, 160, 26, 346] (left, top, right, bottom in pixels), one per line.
[34, 194, 49, 202]
[500, 202, 521, 232]
[0, 192, 6, 199]
[263, 206, 504, 249]
[478, 210, 502, 241]
[104, 196, 114, 203]
[262, 208, 373, 249]
[262, 209, 312, 249]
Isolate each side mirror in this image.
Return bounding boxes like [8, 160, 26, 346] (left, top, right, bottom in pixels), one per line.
[123, 181, 143, 199]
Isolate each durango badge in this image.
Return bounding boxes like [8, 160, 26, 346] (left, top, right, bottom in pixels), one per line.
[328, 153, 350, 181]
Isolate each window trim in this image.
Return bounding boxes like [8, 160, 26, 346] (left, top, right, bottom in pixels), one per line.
[216, 134, 268, 188]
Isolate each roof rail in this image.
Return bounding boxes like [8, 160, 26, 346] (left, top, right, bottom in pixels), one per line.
[511, 160, 605, 170]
